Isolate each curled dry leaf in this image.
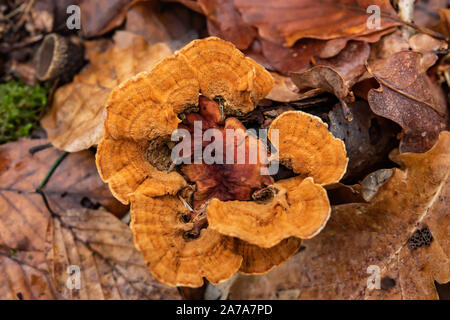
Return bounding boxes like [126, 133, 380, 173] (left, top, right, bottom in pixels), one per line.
[234, 0, 400, 46]
[365, 30, 446, 77]
[96, 37, 347, 287]
[265, 72, 302, 103]
[291, 41, 370, 116]
[0, 140, 177, 299]
[368, 51, 448, 153]
[41, 33, 172, 152]
[228, 131, 450, 300]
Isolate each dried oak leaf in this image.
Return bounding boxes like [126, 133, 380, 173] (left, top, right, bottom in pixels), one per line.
[228, 131, 450, 300]
[0, 140, 178, 299]
[234, 0, 400, 47]
[41, 33, 172, 152]
[97, 37, 346, 287]
[368, 51, 448, 153]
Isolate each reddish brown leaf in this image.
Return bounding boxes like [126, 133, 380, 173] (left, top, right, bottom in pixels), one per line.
[125, 1, 203, 47]
[197, 0, 257, 50]
[234, 0, 400, 46]
[79, 0, 137, 38]
[368, 51, 448, 153]
[260, 38, 348, 74]
[290, 41, 370, 113]
[414, 0, 449, 28]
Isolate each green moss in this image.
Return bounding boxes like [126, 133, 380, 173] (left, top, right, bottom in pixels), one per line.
[0, 80, 48, 144]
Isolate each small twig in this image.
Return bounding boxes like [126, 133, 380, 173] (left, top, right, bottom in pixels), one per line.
[28, 143, 52, 155]
[400, 20, 447, 41]
[14, 0, 34, 32]
[4, 2, 26, 19]
[0, 34, 43, 54]
[38, 151, 69, 190]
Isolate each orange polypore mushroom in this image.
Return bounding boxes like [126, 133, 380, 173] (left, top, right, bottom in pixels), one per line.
[96, 37, 348, 287]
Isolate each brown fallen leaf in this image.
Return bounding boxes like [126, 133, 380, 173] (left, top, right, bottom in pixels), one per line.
[0, 207, 180, 300]
[435, 8, 450, 38]
[228, 131, 450, 300]
[171, 0, 394, 75]
[197, 0, 257, 50]
[368, 51, 448, 153]
[168, 0, 256, 50]
[414, 0, 449, 29]
[31, 0, 55, 33]
[163, 0, 204, 14]
[79, 0, 137, 38]
[234, 0, 400, 46]
[45, 208, 180, 299]
[265, 72, 302, 102]
[125, 1, 174, 44]
[41, 33, 172, 152]
[125, 1, 203, 48]
[260, 37, 348, 74]
[0, 139, 178, 300]
[357, 30, 445, 97]
[361, 30, 410, 79]
[290, 41, 370, 117]
[0, 139, 127, 217]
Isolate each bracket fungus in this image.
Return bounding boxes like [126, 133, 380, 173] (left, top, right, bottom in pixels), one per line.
[96, 37, 348, 287]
